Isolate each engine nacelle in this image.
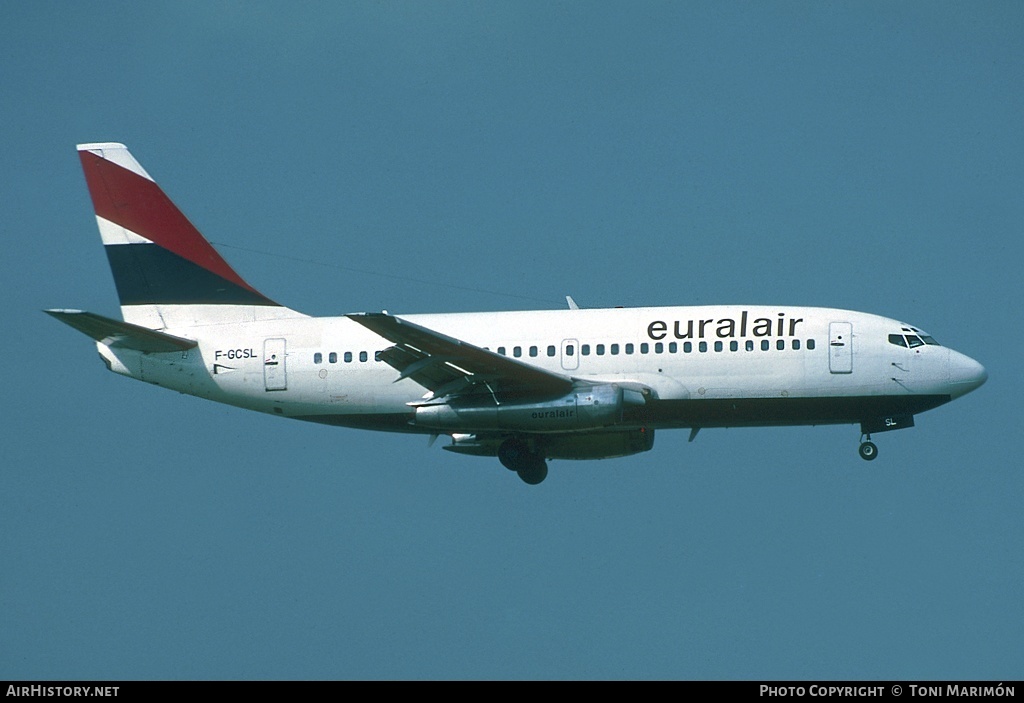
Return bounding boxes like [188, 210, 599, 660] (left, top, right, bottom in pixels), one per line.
[414, 383, 645, 433]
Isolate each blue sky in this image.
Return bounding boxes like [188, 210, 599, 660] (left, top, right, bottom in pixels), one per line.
[2, 2, 1021, 680]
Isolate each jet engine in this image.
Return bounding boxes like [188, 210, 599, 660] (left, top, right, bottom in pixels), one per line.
[413, 383, 647, 433]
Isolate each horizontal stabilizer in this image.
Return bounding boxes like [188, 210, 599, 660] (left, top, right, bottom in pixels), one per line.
[44, 309, 197, 352]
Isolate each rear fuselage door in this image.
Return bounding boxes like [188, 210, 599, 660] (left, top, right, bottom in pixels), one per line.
[264, 338, 287, 391]
[828, 322, 853, 374]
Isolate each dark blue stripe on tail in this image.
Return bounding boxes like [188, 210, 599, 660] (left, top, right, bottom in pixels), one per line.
[106, 244, 278, 306]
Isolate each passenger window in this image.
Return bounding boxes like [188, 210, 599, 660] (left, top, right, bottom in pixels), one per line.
[314, 352, 323, 364]
[745, 340, 753, 352]
[729, 341, 738, 352]
[344, 352, 352, 363]
[375, 351, 383, 362]
[699, 341, 708, 353]
[565, 345, 574, 356]
[625, 343, 634, 354]
[669, 342, 677, 353]
[513, 346, 522, 357]
[761, 340, 770, 351]
[329, 352, 337, 364]
[714, 341, 723, 352]
[596, 344, 605, 355]
[641, 343, 650, 354]
[547, 345, 556, 357]
[683, 342, 692, 353]
[581, 344, 591, 356]
[611, 344, 620, 355]
[807, 339, 816, 350]
[776, 340, 785, 351]
[793, 339, 801, 350]
[529, 346, 538, 357]
[359, 351, 368, 362]
[889, 334, 908, 348]
[498, 347, 506, 356]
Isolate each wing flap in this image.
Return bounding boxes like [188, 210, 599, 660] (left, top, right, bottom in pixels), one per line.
[376, 346, 466, 391]
[45, 309, 197, 352]
[348, 312, 573, 401]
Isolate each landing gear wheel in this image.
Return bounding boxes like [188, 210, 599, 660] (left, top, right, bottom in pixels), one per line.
[498, 438, 530, 471]
[498, 438, 549, 484]
[517, 459, 548, 485]
[859, 441, 878, 461]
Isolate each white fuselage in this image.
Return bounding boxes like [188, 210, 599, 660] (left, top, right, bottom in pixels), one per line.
[95, 304, 985, 435]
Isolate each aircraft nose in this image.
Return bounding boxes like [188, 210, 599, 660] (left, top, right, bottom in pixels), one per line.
[947, 351, 987, 398]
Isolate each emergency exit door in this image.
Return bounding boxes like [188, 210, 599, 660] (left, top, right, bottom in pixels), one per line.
[561, 339, 579, 371]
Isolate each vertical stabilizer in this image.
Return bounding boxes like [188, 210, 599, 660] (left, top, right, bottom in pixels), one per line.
[77, 143, 303, 328]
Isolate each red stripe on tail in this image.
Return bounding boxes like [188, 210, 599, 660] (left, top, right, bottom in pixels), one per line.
[79, 150, 264, 298]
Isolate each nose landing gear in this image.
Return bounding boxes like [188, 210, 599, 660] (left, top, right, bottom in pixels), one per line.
[858, 434, 878, 461]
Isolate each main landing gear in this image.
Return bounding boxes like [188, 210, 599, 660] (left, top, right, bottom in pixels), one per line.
[858, 434, 878, 461]
[498, 438, 549, 485]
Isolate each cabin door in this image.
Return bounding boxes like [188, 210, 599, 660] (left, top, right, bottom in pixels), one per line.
[828, 322, 853, 374]
[264, 338, 287, 391]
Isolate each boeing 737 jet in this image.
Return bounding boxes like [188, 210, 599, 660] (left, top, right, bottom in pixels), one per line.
[47, 143, 988, 484]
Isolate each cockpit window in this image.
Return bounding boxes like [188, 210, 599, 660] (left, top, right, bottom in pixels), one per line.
[890, 332, 941, 348]
[892, 327, 941, 348]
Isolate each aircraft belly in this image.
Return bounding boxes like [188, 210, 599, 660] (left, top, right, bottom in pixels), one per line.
[295, 411, 418, 433]
[637, 394, 952, 429]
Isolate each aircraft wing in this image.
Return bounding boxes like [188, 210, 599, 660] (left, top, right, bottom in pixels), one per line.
[347, 312, 574, 402]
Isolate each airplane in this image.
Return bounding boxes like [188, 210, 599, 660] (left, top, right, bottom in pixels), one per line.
[47, 142, 988, 484]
